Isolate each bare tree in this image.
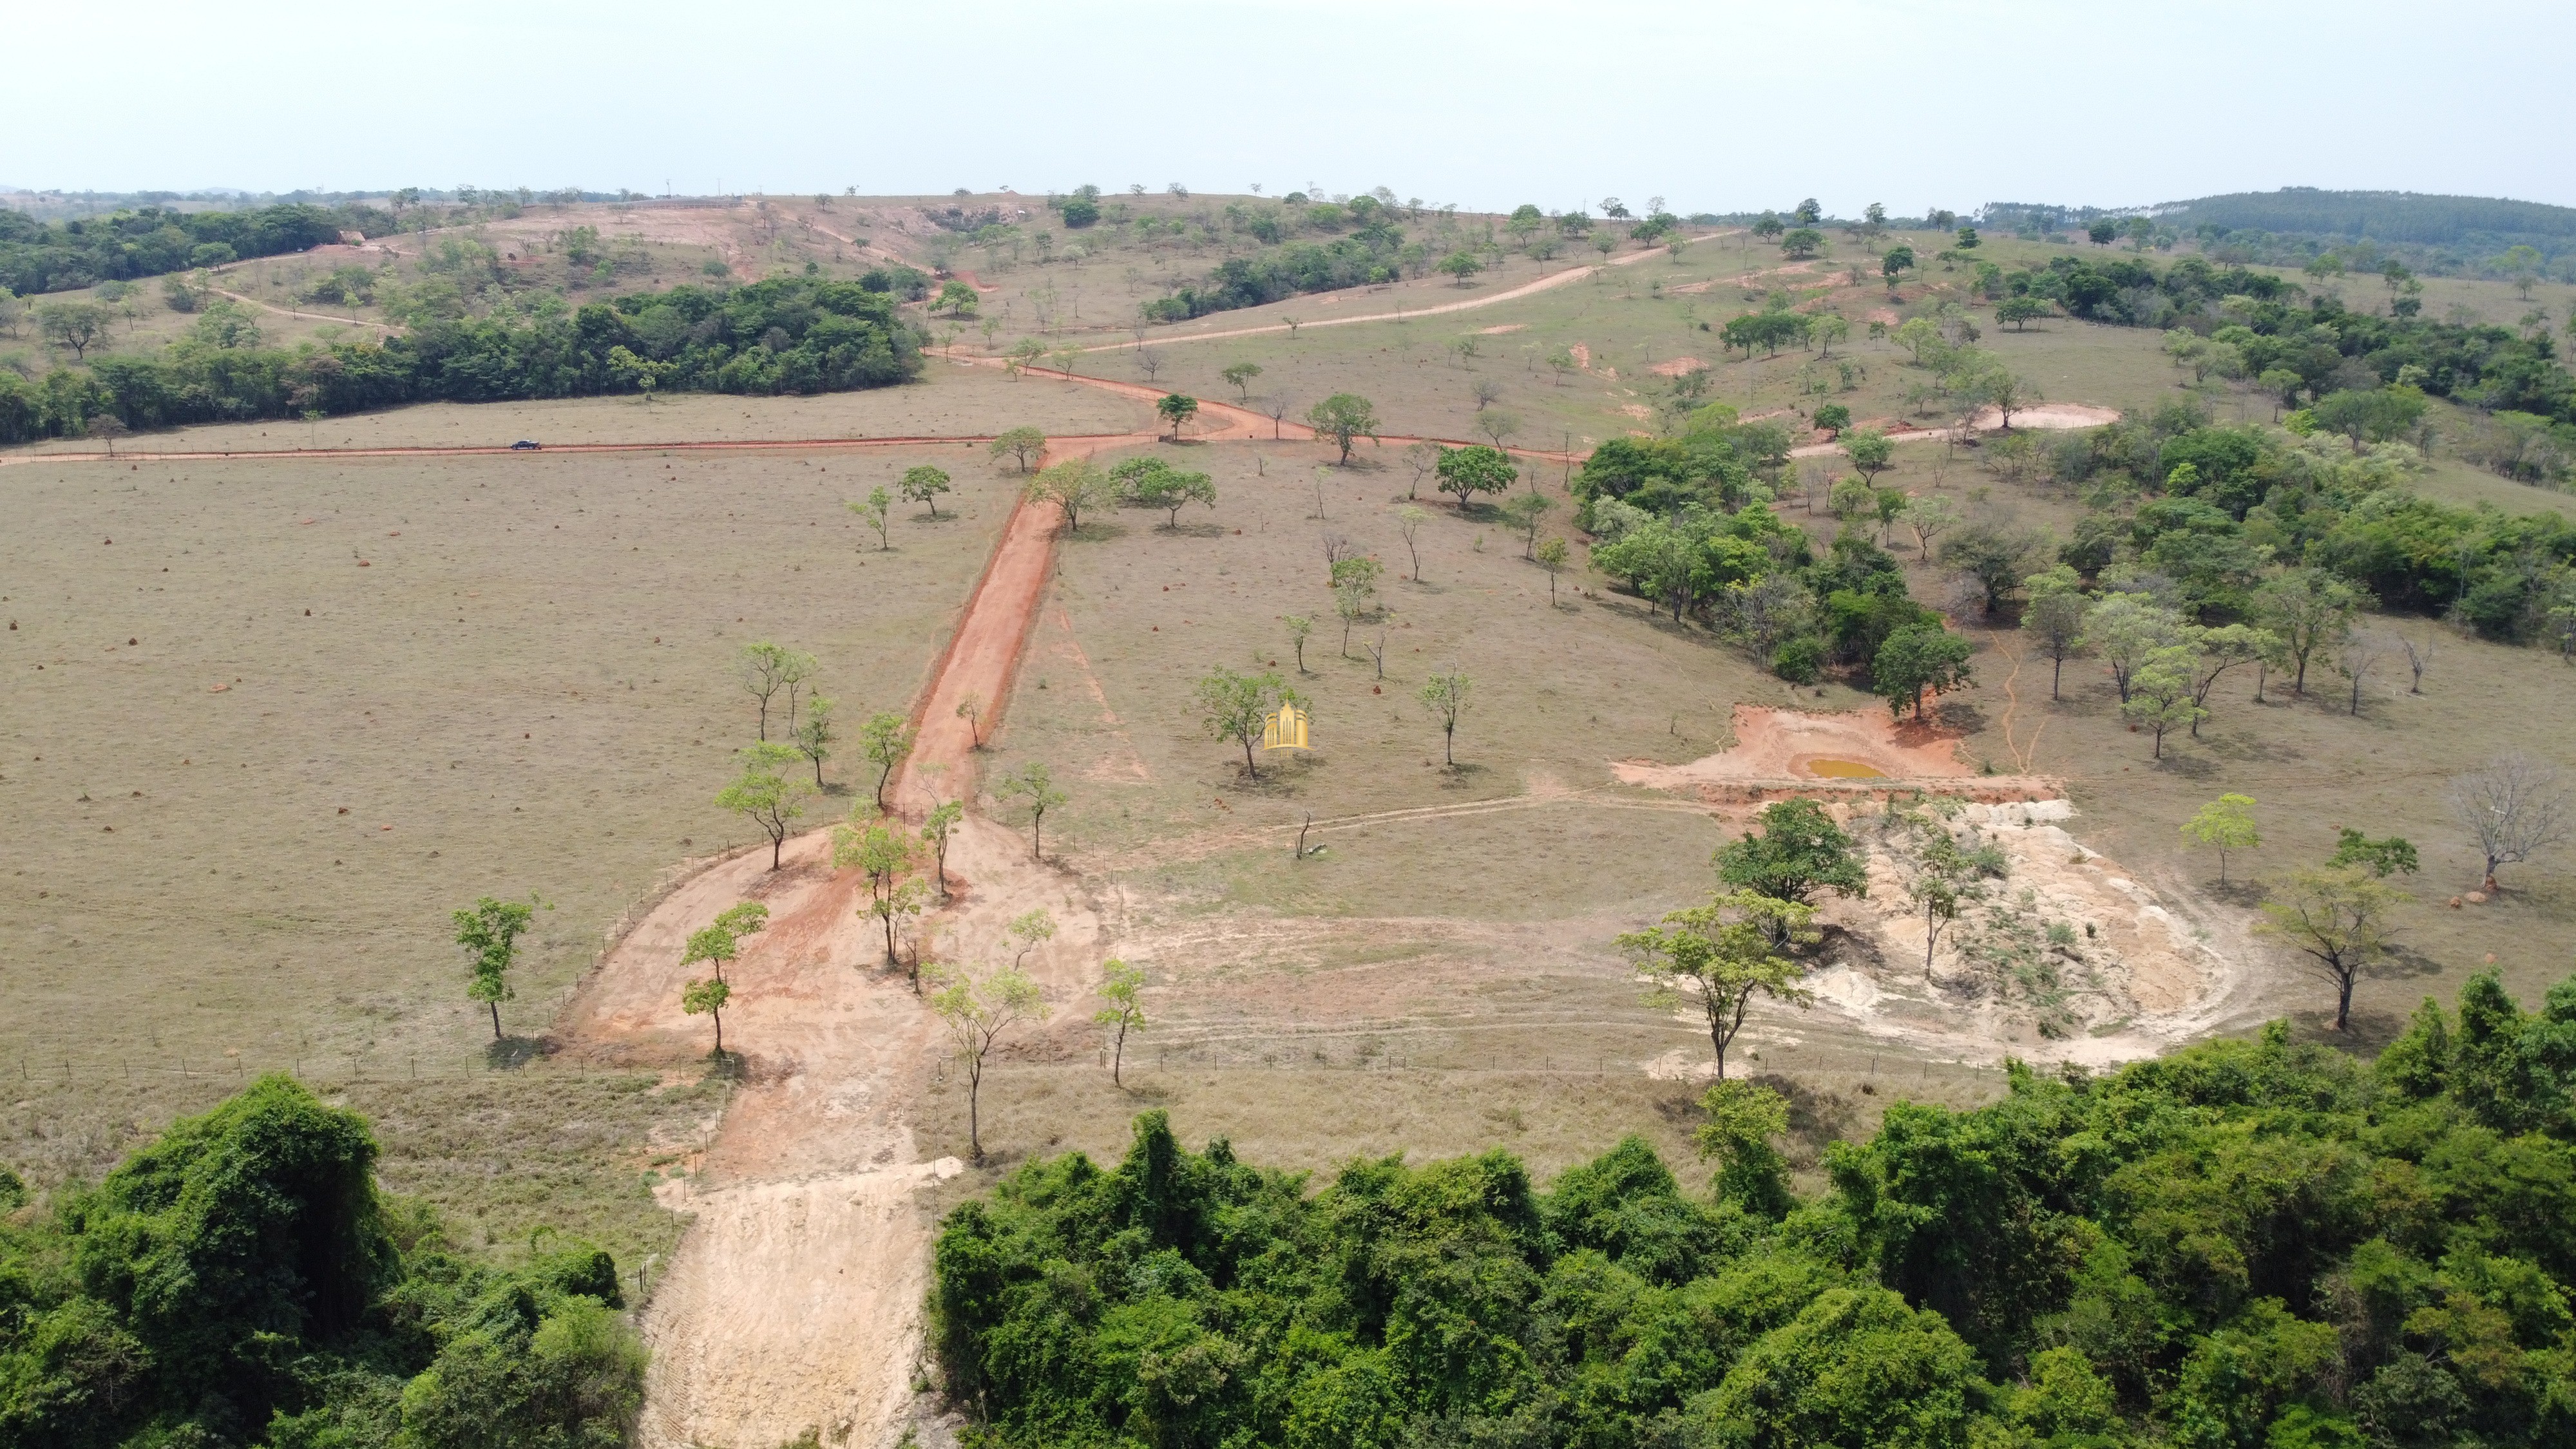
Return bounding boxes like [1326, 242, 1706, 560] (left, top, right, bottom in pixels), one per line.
[1401, 440, 1440, 498]
[2452, 753, 2570, 891]
[2399, 634, 2434, 694]
[1321, 533, 1357, 569]
[1136, 347, 1163, 385]
[1260, 394, 1293, 440]
[2336, 632, 2389, 717]
[1470, 378, 1504, 410]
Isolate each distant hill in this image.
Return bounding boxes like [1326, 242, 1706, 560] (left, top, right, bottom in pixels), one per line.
[2150, 188, 2576, 247]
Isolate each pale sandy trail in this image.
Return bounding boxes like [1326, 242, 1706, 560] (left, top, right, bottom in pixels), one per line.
[204, 285, 401, 333]
[557, 413, 1123, 1446]
[1785, 403, 2123, 458]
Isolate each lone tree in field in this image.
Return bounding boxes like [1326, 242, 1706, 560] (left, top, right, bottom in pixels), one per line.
[1220, 362, 1262, 401]
[998, 760, 1067, 859]
[1094, 959, 1148, 1086]
[899, 464, 953, 518]
[989, 426, 1047, 473]
[835, 813, 929, 978]
[2331, 827, 2419, 879]
[794, 694, 835, 788]
[861, 710, 915, 810]
[2258, 865, 2407, 1031]
[1306, 393, 1380, 465]
[2182, 794, 2260, 885]
[929, 963, 1044, 1162]
[681, 976, 732, 1055]
[2021, 567, 2088, 699]
[1417, 669, 1473, 766]
[921, 799, 963, 901]
[1536, 536, 1571, 603]
[1195, 666, 1303, 779]
[1845, 429, 1894, 482]
[454, 895, 548, 1041]
[848, 486, 894, 549]
[1111, 457, 1217, 529]
[1330, 555, 1384, 656]
[2451, 753, 2570, 892]
[1283, 614, 1315, 673]
[1435, 444, 1517, 510]
[1156, 392, 1200, 440]
[1873, 623, 1974, 721]
[1717, 799, 1867, 907]
[1904, 828, 2006, 971]
[718, 741, 812, 869]
[738, 642, 816, 740]
[1621, 891, 1818, 1080]
[1027, 457, 1112, 532]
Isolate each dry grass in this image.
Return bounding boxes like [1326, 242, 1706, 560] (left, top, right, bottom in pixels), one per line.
[0, 439, 1038, 1191]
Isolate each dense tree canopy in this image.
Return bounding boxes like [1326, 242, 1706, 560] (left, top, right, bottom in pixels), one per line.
[935, 970, 2576, 1448]
[0, 202, 381, 295]
[0, 274, 923, 442]
[0, 1076, 644, 1448]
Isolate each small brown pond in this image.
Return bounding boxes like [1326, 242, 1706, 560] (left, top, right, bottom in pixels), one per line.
[1804, 758, 1888, 779]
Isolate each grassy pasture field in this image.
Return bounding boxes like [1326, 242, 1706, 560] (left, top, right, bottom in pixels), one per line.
[10, 193, 2576, 1264]
[0, 434, 1041, 1210]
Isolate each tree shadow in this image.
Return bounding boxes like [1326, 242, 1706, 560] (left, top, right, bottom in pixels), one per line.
[1167, 520, 1228, 539]
[1748, 1071, 1864, 1163]
[484, 1035, 553, 1071]
[1065, 520, 1128, 543]
[1436, 761, 1491, 789]
[1230, 750, 1330, 798]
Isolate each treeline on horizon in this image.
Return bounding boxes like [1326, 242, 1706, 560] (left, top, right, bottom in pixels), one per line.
[931, 970, 2576, 1448]
[0, 202, 394, 296]
[0, 274, 924, 443]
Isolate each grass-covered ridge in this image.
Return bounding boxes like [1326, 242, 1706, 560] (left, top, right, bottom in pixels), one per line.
[931, 971, 2576, 1448]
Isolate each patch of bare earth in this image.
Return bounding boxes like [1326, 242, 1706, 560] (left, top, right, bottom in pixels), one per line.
[1617, 709, 2254, 1066]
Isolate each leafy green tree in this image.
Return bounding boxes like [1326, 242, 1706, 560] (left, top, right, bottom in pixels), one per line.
[1996, 295, 2052, 330]
[2183, 794, 2261, 884]
[1500, 491, 1552, 557]
[1331, 554, 1383, 655]
[1875, 623, 1975, 719]
[2186, 623, 2274, 735]
[1902, 493, 1961, 560]
[2329, 828, 2418, 879]
[1881, 245, 1916, 287]
[2121, 643, 2203, 758]
[835, 812, 928, 974]
[1156, 392, 1200, 439]
[989, 425, 1047, 472]
[1780, 227, 1825, 258]
[934, 279, 978, 316]
[1955, 225, 1980, 249]
[737, 641, 814, 740]
[900, 464, 953, 517]
[1436, 250, 1484, 284]
[1938, 524, 2038, 614]
[1695, 1079, 1794, 1215]
[1435, 443, 1517, 508]
[1220, 361, 1262, 400]
[861, 710, 914, 810]
[454, 895, 547, 1039]
[1283, 613, 1315, 672]
[681, 975, 733, 1054]
[1195, 666, 1302, 779]
[1306, 393, 1380, 464]
[35, 300, 110, 360]
[1112, 457, 1217, 527]
[997, 760, 1067, 859]
[2255, 568, 2358, 696]
[1418, 669, 1472, 766]
[1028, 456, 1112, 531]
[928, 964, 1044, 1160]
[718, 741, 812, 869]
[2083, 593, 2184, 703]
[1621, 891, 1817, 1079]
[2311, 385, 2430, 453]
[1095, 959, 1149, 1086]
[1536, 535, 1571, 603]
[1813, 402, 1852, 437]
[2021, 567, 2088, 699]
[1715, 797, 1867, 905]
[848, 486, 894, 549]
[2258, 865, 2408, 1030]
[1694, 1288, 1982, 1447]
[1845, 428, 1893, 480]
[921, 799, 964, 900]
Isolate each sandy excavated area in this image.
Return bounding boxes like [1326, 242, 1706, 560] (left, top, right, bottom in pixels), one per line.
[1615, 706, 2057, 802]
[1619, 710, 2251, 1066]
[560, 813, 1110, 1449]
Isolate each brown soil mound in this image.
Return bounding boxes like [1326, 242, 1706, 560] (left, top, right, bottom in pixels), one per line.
[1615, 706, 2056, 802]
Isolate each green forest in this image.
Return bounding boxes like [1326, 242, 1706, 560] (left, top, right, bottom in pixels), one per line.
[0, 1076, 644, 1449]
[0, 204, 388, 296]
[931, 972, 2576, 1448]
[0, 274, 924, 442]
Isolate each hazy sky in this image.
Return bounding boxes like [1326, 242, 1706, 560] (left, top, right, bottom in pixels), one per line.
[12, 0, 2573, 214]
